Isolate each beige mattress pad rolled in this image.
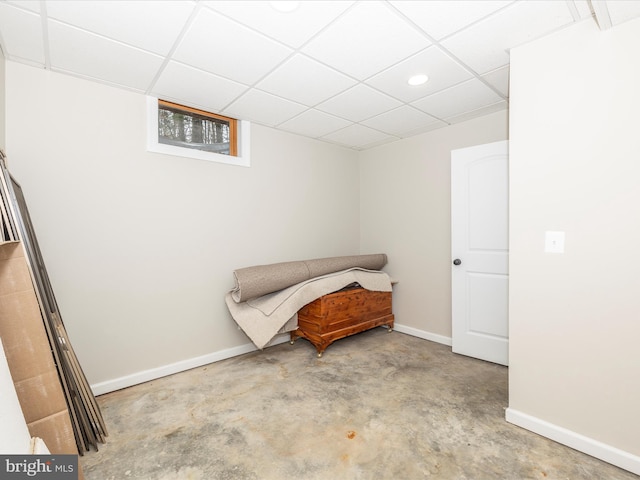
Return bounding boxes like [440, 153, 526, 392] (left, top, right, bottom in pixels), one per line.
[230, 254, 388, 303]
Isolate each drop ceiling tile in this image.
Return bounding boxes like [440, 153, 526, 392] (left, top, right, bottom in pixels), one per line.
[48, 20, 164, 91]
[174, 6, 293, 85]
[412, 78, 503, 119]
[5, 1, 40, 13]
[222, 89, 308, 127]
[204, 0, 353, 48]
[45, 1, 195, 56]
[482, 65, 510, 97]
[302, 1, 431, 80]
[321, 124, 397, 149]
[441, 0, 575, 74]
[278, 109, 352, 138]
[607, 0, 640, 25]
[389, 0, 513, 40]
[0, 4, 44, 64]
[366, 46, 473, 103]
[572, 0, 593, 19]
[152, 61, 249, 113]
[361, 106, 441, 137]
[445, 100, 508, 124]
[255, 54, 357, 106]
[316, 84, 403, 122]
[402, 121, 450, 138]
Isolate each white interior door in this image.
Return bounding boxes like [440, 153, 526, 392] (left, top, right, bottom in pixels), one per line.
[451, 140, 509, 366]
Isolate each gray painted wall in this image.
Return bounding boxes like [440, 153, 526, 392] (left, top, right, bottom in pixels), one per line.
[5, 62, 361, 388]
[359, 111, 508, 342]
[509, 18, 640, 463]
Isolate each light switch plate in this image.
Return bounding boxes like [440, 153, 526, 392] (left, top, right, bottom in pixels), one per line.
[545, 231, 565, 253]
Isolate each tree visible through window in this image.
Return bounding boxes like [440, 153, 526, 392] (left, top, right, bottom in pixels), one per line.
[157, 100, 238, 156]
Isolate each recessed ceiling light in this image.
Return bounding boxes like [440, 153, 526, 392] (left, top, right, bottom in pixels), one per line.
[269, 1, 300, 13]
[408, 74, 429, 86]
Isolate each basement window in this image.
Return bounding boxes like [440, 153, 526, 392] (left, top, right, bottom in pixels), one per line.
[147, 97, 250, 167]
[158, 100, 236, 155]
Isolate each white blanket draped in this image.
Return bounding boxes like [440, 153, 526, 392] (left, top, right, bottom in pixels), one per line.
[225, 268, 392, 349]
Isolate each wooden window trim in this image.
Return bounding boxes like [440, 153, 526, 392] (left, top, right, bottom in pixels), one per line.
[158, 100, 238, 156]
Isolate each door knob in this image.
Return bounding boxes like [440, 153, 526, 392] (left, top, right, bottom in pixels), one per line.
[453, 259, 462, 266]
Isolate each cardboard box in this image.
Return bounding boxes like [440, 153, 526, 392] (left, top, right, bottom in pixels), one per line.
[0, 241, 80, 459]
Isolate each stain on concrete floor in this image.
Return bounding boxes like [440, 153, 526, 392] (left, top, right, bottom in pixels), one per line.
[81, 330, 637, 480]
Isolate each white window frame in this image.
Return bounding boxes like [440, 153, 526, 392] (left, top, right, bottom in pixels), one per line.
[146, 96, 250, 167]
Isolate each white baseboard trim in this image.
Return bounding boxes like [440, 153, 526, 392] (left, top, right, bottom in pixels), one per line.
[506, 408, 640, 476]
[90, 325, 451, 396]
[90, 334, 290, 396]
[393, 323, 452, 346]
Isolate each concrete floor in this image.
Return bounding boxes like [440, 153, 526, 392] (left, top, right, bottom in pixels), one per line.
[81, 330, 636, 480]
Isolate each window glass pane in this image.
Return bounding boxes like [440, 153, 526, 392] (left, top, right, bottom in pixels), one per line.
[158, 105, 231, 155]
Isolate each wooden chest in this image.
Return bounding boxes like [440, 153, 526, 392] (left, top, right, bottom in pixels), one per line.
[290, 286, 394, 357]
